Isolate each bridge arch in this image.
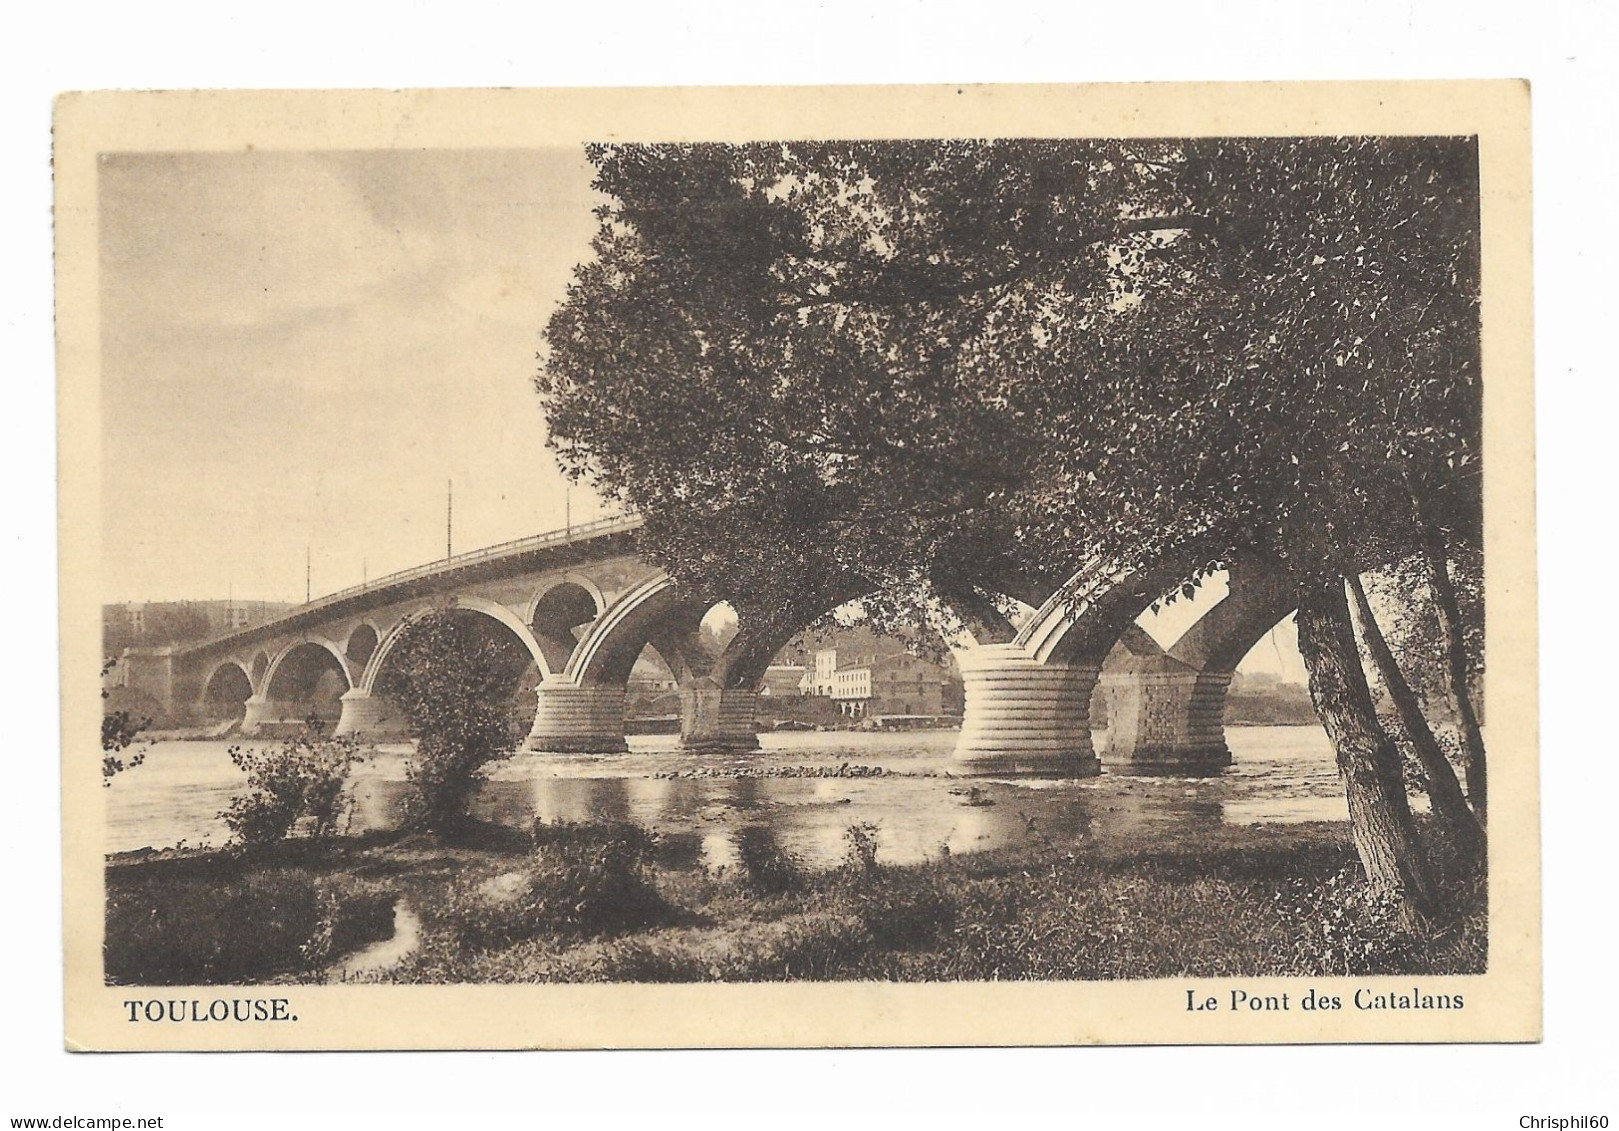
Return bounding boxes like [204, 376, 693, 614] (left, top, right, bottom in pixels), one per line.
[362, 598, 551, 693]
[261, 637, 353, 725]
[362, 606, 436, 692]
[1164, 567, 1298, 677]
[526, 574, 606, 627]
[1015, 555, 1202, 668]
[344, 620, 382, 669]
[574, 571, 1057, 695]
[536, 567, 1127, 758]
[1010, 547, 1300, 672]
[567, 574, 714, 687]
[263, 637, 350, 694]
[945, 551, 1293, 776]
[527, 576, 607, 673]
[1094, 560, 1304, 774]
[200, 659, 254, 721]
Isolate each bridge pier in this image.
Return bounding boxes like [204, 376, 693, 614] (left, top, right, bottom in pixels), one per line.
[241, 695, 303, 735]
[333, 689, 407, 739]
[525, 678, 628, 753]
[679, 680, 760, 753]
[952, 645, 1101, 777]
[1099, 660, 1232, 775]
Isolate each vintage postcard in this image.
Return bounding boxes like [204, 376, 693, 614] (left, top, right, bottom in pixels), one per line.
[56, 81, 1537, 1050]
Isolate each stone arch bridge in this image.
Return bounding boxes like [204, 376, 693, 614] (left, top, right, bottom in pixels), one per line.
[116, 515, 1299, 777]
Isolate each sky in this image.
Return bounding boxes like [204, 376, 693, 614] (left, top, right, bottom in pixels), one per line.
[97, 147, 1306, 681]
[100, 148, 607, 605]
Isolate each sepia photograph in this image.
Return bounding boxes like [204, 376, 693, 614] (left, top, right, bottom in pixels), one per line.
[54, 82, 1538, 1050]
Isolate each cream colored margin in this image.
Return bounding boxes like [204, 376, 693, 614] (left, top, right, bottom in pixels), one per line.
[55, 82, 1537, 1051]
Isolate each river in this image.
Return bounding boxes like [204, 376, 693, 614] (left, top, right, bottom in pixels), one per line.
[103, 726, 1358, 868]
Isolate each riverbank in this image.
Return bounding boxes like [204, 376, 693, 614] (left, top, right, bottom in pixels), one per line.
[105, 815, 1485, 985]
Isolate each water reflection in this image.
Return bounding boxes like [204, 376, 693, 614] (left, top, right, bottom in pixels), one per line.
[702, 829, 741, 871]
[104, 726, 1348, 865]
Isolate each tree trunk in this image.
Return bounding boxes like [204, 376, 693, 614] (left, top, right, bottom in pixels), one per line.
[1295, 577, 1438, 922]
[1415, 506, 1487, 816]
[1347, 573, 1485, 860]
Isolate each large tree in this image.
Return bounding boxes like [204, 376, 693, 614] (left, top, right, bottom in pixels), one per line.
[538, 137, 1483, 919]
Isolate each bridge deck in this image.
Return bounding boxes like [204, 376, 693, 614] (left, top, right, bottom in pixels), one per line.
[173, 513, 644, 656]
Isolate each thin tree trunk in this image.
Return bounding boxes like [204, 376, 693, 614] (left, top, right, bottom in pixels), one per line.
[1295, 577, 1438, 923]
[1415, 503, 1487, 815]
[1347, 573, 1485, 859]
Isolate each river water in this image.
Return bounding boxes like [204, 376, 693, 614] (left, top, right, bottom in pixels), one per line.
[104, 726, 1355, 868]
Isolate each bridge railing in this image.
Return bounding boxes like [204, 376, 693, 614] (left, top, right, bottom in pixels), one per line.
[193, 513, 643, 649]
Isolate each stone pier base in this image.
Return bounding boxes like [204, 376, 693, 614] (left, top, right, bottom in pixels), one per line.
[332, 689, 407, 738]
[241, 696, 301, 735]
[952, 645, 1101, 777]
[525, 680, 628, 753]
[1101, 665, 1232, 775]
[680, 682, 760, 753]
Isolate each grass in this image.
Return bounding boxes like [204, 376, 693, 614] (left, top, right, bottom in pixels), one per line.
[105, 816, 1487, 985]
[105, 844, 396, 984]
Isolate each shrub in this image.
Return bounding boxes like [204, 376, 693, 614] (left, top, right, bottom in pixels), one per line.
[1273, 866, 1427, 974]
[1268, 817, 1488, 977]
[101, 657, 150, 785]
[447, 835, 668, 949]
[845, 876, 959, 948]
[104, 868, 394, 984]
[843, 822, 880, 874]
[733, 826, 805, 895]
[384, 611, 522, 834]
[219, 724, 367, 845]
[531, 819, 658, 859]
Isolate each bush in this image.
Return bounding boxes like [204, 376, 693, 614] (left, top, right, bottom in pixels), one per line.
[1273, 866, 1431, 974]
[105, 868, 394, 984]
[734, 826, 805, 895]
[446, 835, 668, 949]
[101, 657, 150, 785]
[384, 611, 522, 834]
[219, 724, 367, 845]
[531, 819, 658, 859]
[845, 876, 959, 948]
[843, 822, 880, 874]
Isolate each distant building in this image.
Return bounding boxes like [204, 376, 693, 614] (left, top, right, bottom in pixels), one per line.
[626, 652, 678, 700]
[806, 648, 841, 696]
[626, 674, 678, 698]
[828, 651, 959, 718]
[102, 599, 296, 652]
[759, 664, 807, 698]
[831, 661, 872, 712]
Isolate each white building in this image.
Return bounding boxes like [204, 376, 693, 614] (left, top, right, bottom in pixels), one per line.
[805, 648, 841, 697]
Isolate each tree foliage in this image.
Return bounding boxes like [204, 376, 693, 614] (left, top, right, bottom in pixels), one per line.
[219, 722, 367, 845]
[385, 609, 525, 835]
[537, 137, 1484, 916]
[1366, 549, 1484, 721]
[101, 657, 149, 785]
[540, 137, 1480, 606]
